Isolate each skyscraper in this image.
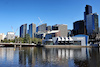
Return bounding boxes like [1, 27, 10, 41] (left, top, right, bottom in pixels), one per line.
[84, 5, 99, 35]
[29, 23, 36, 38]
[84, 5, 92, 21]
[86, 13, 99, 34]
[20, 24, 27, 38]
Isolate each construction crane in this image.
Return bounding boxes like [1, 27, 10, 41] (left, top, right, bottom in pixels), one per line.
[37, 17, 44, 26]
[11, 26, 18, 38]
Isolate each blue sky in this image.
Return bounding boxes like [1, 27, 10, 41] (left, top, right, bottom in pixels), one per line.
[0, 0, 100, 35]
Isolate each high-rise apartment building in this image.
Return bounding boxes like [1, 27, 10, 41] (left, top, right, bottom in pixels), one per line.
[20, 24, 27, 38]
[29, 23, 36, 38]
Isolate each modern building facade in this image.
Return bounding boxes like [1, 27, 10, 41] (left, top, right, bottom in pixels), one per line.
[86, 13, 99, 35]
[38, 23, 47, 33]
[73, 20, 86, 35]
[6, 32, 15, 40]
[52, 24, 68, 37]
[84, 5, 99, 35]
[84, 5, 92, 21]
[29, 23, 36, 38]
[20, 24, 27, 38]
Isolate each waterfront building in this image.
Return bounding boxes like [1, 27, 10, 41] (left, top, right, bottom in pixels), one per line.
[42, 34, 89, 46]
[6, 32, 15, 40]
[52, 24, 68, 37]
[29, 23, 36, 38]
[20, 24, 27, 38]
[84, 5, 99, 35]
[86, 13, 99, 35]
[0, 33, 6, 42]
[38, 23, 47, 33]
[45, 30, 60, 39]
[73, 20, 86, 35]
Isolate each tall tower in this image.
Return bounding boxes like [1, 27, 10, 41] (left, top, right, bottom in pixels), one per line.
[86, 13, 99, 34]
[84, 5, 92, 23]
[29, 23, 36, 38]
[84, 5, 99, 35]
[20, 24, 27, 38]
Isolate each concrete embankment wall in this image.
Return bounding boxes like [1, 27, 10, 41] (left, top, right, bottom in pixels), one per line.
[44, 45, 92, 48]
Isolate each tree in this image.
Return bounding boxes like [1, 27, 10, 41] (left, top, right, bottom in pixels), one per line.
[23, 34, 31, 43]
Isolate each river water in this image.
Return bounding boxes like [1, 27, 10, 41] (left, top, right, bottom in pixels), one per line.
[0, 47, 99, 67]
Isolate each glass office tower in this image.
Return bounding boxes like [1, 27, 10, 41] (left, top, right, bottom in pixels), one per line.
[29, 23, 36, 38]
[86, 13, 99, 35]
[20, 24, 27, 38]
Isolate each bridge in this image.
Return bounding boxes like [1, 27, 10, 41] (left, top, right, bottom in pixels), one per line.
[0, 43, 36, 48]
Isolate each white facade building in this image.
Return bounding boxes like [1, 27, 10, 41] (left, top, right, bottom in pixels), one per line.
[7, 32, 15, 40]
[0, 33, 6, 42]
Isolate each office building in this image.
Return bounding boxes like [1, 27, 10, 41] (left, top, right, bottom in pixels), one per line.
[20, 24, 27, 38]
[46, 26, 51, 31]
[84, 5, 99, 35]
[38, 23, 47, 33]
[6, 32, 15, 40]
[29, 23, 36, 38]
[52, 24, 68, 37]
[86, 13, 99, 35]
[73, 20, 86, 35]
[84, 5, 92, 21]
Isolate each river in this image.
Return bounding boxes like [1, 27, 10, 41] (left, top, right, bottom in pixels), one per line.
[0, 47, 100, 67]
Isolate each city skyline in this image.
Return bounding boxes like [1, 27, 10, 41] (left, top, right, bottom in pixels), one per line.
[0, 0, 100, 35]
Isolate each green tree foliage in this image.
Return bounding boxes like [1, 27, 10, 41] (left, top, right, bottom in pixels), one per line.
[1, 34, 42, 44]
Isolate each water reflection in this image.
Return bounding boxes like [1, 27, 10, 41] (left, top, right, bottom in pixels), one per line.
[0, 47, 100, 67]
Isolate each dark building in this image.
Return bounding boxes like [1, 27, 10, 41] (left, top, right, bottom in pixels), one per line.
[85, 5, 92, 15]
[84, 5, 99, 35]
[36, 27, 38, 32]
[52, 25, 58, 30]
[20, 24, 27, 38]
[46, 26, 51, 31]
[84, 5, 92, 25]
[73, 20, 86, 35]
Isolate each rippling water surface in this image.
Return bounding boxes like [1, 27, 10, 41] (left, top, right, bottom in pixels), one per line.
[0, 47, 100, 67]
